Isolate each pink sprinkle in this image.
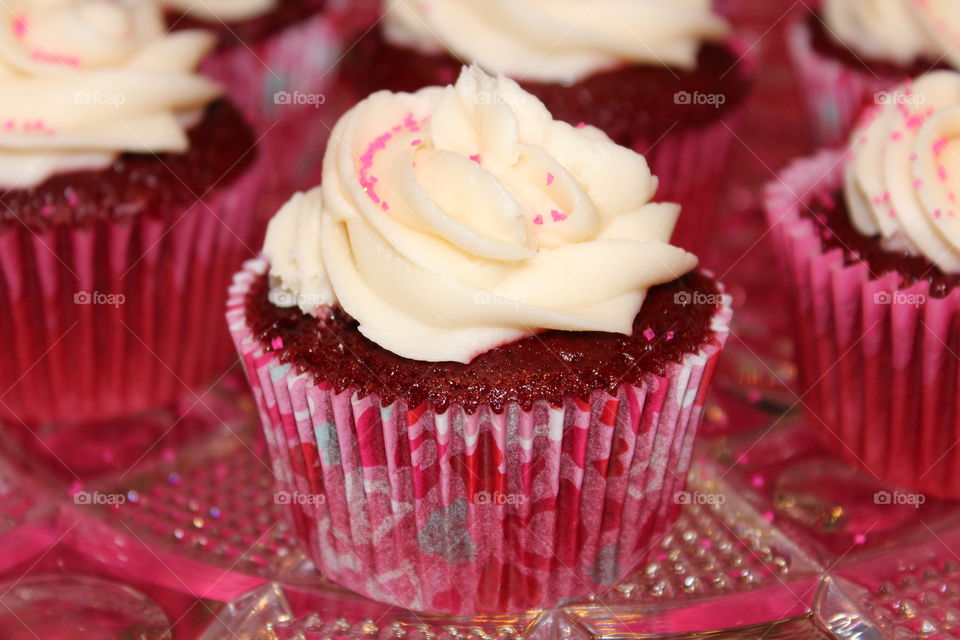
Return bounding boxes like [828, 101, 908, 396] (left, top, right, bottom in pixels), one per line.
[939, 166, 949, 181]
[381, 202, 390, 211]
[935, 209, 943, 218]
[469, 154, 481, 164]
[934, 136, 949, 156]
[888, 208, 896, 218]
[576, 122, 586, 129]
[763, 511, 774, 523]
[854, 534, 867, 545]
[914, 178, 923, 189]
[883, 191, 891, 202]
[550, 209, 567, 221]
[546, 172, 554, 186]
[643, 328, 655, 341]
[666, 331, 675, 341]
[13, 16, 26, 38]
[910, 153, 918, 162]
[3, 120, 13, 131]
[391, 125, 401, 133]
[891, 131, 903, 142]
[40, 204, 53, 217]
[271, 336, 284, 350]
[66, 190, 78, 206]
[533, 215, 543, 225]
[750, 474, 765, 488]
[701, 539, 713, 549]
[410, 139, 421, 146]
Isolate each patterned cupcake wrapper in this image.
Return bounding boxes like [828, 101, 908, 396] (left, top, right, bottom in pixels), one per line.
[227, 258, 732, 614]
[633, 114, 742, 255]
[200, 13, 344, 221]
[787, 19, 905, 147]
[0, 158, 267, 425]
[765, 150, 960, 500]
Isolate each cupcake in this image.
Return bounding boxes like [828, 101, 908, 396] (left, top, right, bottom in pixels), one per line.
[228, 66, 732, 614]
[164, 0, 339, 220]
[789, 0, 958, 145]
[336, 0, 753, 254]
[0, 0, 265, 472]
[765, 70, 960, 500]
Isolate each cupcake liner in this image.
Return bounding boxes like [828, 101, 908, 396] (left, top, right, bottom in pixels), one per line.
[764, 150, 960, 500]
[227, 258, 732, 614]
[200, 13, 343, 222]
[632, 113, 742, 254]
[787, 20, 904, 147]
[0, 154, 267, 426]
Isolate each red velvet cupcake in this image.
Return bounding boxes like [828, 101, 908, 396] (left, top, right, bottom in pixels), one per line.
[336, 0, 753, 255]
[228, 67, 732, 614]
[0, 0, 265, 475]
[788, 0, 957, 145]
[765, 71, 960, 500]
[164, 0, 341, 221]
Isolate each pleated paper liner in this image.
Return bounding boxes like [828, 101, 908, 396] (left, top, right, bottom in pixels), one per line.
[765, 149, 960, 500]
[787, 19, 905, 147]
[227, 258, 732, 614]
[0, 149, 269, 475]
[199, 12, 344, 223]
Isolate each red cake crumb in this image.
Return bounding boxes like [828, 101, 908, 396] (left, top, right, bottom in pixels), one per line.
[245, 271, 721, 413]
[338, 28, 751, 145]
[166, 0, 324, 49]
[805, 189, 960, 297]
[0, 99, 256, 233]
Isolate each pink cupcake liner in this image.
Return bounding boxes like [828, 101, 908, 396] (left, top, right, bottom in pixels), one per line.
[200, 13, 343, 221]
[0, 155, 267, 427]
[787, 19, 905, 147]
[227, 258, 732, 614]
[765, 150, 960, 500]
[633, 113, 742, 254]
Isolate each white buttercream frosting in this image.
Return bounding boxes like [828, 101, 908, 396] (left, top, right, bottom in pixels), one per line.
[264, 66, 697, 363]
[381, 0, 730, 83]
[163, 0, 277, 23]
[0, 0, 221, 189]
[822, 0, 960, 68]
[845, 71, 960, 272]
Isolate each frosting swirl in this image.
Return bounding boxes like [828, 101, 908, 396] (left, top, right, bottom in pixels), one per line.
[0, 0, 220, 189]
[382, 0, 730, 83]
[264, 66, 697, 363]
[845, 71, 960, 273]
[163, 0, 277, 23]
[822, 0, 960, 68]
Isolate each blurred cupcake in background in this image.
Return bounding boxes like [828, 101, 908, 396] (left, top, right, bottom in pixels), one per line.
[337, 0, 753, 254]
[789, 0, 958, 145]
[164, 0, 340, 220]
[0, 0, 266, 476]
[228, 66, 732, 614]
[765, 70, 960, 500]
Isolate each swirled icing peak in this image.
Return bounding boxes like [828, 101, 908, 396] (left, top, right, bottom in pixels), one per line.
[163, 0, 277, 23]
[823, 0, 960, 68]
[0, 0, 221, 189]
[382, 0, 730, 83]
[264, 66, 697, 363]
[845, 71, 960, 273]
